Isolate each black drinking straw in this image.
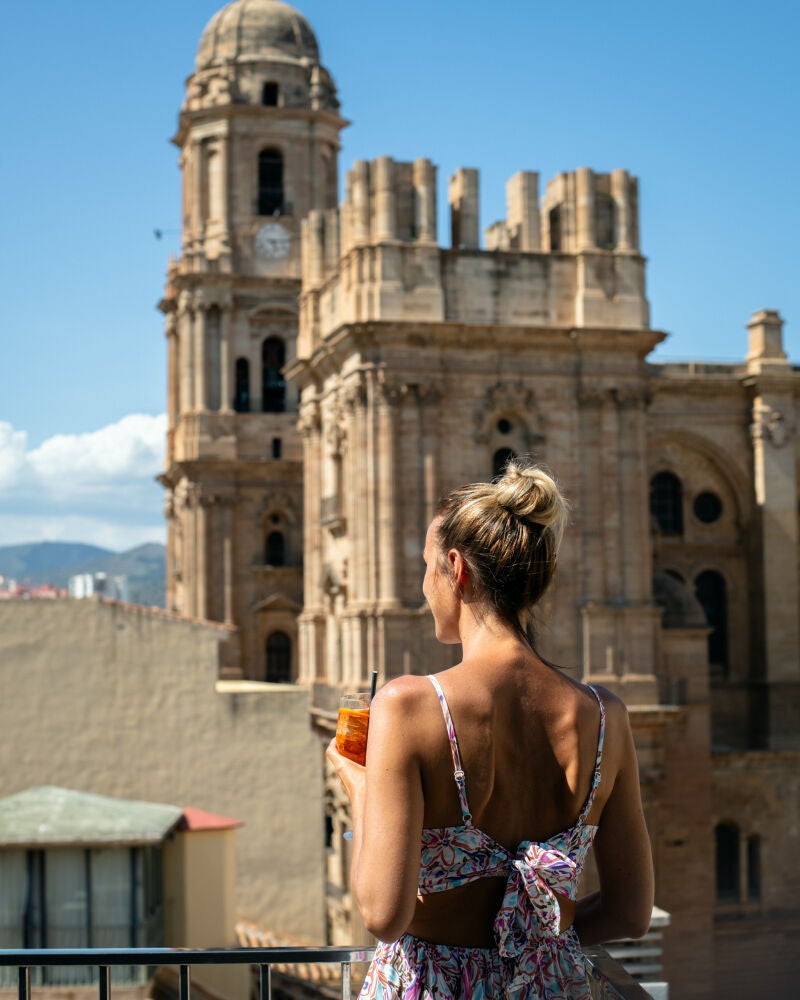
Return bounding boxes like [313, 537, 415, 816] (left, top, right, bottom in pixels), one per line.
[370, 669, 378, 700]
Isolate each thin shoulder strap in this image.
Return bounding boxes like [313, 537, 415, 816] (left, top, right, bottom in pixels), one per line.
[427, 675, 472, 825]
[578, 685, 606, 823]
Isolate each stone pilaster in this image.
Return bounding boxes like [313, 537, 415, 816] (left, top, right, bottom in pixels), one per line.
[743, 311, 799, 747]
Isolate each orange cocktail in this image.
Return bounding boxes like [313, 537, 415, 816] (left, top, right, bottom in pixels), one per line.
[336, 694, 370, 765]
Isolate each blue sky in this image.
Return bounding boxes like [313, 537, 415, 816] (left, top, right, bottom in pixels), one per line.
[0, 0, 797, 551]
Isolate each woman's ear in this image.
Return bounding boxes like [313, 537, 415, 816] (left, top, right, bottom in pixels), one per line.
[448, 548, 467, 592]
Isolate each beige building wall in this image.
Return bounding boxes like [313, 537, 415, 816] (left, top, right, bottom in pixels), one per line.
[0, 598, 325, 943]
[163, 828, 249, 1000]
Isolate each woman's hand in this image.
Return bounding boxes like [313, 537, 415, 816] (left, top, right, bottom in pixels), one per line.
[326, 738, 367, 810]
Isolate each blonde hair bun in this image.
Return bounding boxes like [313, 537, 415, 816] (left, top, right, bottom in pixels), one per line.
[494, 460, 569, 547]
[434, 458, 571, 641]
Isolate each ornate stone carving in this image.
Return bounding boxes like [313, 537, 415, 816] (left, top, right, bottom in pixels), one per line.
[259, 492, 297, 521]
[751, 402, 794, 448]
[375, 370, 403, 405]
[324, 401, 348, 456]
[473, 380, 543, 445]
[614, 386, 650, 409]
[297, 402, 322, 437]
[341, 376, 367, 410]
[577, 385, 611, 407]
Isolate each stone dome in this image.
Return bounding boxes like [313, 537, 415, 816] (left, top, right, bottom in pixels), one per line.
[197, 0, 320, 69]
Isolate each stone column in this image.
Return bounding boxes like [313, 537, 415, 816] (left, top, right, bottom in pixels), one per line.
[179, 298, 194, 414]
[194, 305, 207, 411]
[374, 157, 396, 241]
[218, 133, 231, 262]
[616, 387, 652, 602]
[306, 210, 326, 286]
[196, 492, 209, 620]
[165, 312, 179, 428]
[506, 171, 541, 251]
[575, 167, 595, 251]
[193, 140, 204, 250]
[351, 161, 371, 244]
[611, 169, 634, 251]
[220, 497, 235, 625]
[600, 390, 623, 602]
[448, 168, 480, 249]
[577, 386, 607, 602]
[298, 399, 325, 685]
[413, 158, 437, 244]
[375, 376, 399, 607]
[220, 304, 232, 413]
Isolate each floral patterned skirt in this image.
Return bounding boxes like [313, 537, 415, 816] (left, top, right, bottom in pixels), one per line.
[359, 930, 592, 999]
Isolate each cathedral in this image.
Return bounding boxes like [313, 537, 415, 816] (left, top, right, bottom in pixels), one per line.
[157, 2, 800, 997]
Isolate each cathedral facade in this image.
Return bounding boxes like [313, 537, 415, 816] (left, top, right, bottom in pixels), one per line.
[159, 3, 800, 997]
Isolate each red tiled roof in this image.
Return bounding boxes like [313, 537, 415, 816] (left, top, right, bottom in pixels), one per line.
[178, 807, 244, 832]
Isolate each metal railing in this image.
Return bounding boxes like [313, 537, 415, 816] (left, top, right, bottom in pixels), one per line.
[0, 946, 374, 1000]
[0, 945, 654, 1000]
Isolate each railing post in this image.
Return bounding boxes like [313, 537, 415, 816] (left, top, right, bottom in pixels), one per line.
[259, 964, 271, 1000]
[341, 961, 351, 1000]
[98, 964, 110, 1000]
[179, 964, 190, 1000]
[18, 967, 30, 1000]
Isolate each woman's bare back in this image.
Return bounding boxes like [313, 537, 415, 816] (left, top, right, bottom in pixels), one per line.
[406, 648, 613, 946]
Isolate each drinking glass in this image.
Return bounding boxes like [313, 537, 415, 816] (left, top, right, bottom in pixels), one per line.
[335, 692, 371, 765]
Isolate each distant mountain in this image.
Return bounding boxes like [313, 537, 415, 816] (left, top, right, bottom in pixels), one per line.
[0, 541, 112, 579]
[0, 541, 166, 608]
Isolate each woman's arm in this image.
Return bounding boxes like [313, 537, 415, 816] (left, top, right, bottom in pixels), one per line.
[326, 675, 426, 942]
[574, 697, 654, 945]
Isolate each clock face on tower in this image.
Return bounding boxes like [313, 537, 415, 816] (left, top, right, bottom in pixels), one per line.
[255, 222, 291, 260]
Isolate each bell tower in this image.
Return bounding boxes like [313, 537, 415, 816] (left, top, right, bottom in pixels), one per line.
[160, 0, 347, 678]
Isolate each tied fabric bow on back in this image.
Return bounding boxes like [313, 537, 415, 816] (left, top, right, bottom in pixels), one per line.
[493, 842, 579, 956]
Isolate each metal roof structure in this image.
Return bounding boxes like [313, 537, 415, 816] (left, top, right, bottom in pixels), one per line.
[0, 786, 183, 847]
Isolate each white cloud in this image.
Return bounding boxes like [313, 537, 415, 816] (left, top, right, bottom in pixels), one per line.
[0, 415, 167, 551]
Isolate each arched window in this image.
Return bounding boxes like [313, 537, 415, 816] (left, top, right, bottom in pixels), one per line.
[716, 822, 740, 902]
[234, 358, 250, 413]
[695, 570, 728, 673]
[265, 531, 285, 566]
[493, 448, 517, 479]
[258, 148, 284, 216]
[262, 82, 279, 106]
[747, 835, 761, 901]
[266, 631, 291, 683]
[595, 193, 617, 250]
[650, 471, 683, 536]
[262, 337, 286, 412]
[549, 206, 562, 252]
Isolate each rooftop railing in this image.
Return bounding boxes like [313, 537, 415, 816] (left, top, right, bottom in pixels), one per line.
[0, 945, 654, 1000]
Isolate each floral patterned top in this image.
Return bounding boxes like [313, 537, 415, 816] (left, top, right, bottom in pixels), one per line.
[419, 674, 605, 957]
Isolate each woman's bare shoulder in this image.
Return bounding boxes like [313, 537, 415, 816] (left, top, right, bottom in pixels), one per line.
[371, 673, 436, 721]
